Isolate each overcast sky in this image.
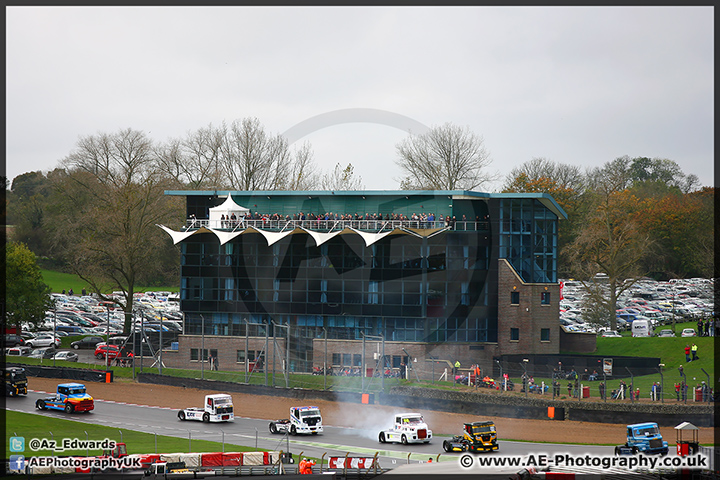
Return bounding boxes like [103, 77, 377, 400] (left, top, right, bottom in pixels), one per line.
[6, 6, 714, 191]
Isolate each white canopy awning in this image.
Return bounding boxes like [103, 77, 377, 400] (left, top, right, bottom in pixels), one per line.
[208, 196, 250, 222]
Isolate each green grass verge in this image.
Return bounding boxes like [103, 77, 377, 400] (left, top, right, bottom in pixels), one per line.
[5, 411, 265, 458]
[40, 269, 179, 295]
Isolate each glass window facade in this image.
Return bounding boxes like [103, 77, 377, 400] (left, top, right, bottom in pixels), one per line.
[180, 228, 496, 347]
[498, 198, 558, 283]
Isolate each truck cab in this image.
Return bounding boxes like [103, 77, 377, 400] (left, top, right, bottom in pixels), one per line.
[5, 366, 28, 397]
[443, 421, 498, 452]
[269, 406, 323, 435]
[35, 383, 94, 413]
[178, 394, 234, 422]
[621, 422, 669, 455]
[378, 413, 432, 444]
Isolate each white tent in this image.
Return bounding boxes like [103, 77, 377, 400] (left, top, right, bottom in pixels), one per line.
[208, 196, 250, 228]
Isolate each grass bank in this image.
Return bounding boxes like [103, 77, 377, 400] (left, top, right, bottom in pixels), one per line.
[40, 269, 178, 295]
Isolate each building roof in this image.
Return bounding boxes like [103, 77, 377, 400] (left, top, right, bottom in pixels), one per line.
[165, 189, 568, 220]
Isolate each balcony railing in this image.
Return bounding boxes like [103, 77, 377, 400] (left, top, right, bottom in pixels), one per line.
[183, 218, 489, 233]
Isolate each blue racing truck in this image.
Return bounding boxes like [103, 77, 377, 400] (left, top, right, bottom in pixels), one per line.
[35, 382, 94, 413]
[615, 422, 668, 455]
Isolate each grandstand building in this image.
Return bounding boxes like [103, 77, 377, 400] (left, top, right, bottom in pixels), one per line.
[158, 190, 566, 378]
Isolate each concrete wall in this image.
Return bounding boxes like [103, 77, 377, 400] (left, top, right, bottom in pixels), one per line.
[135, 375, 714, 428]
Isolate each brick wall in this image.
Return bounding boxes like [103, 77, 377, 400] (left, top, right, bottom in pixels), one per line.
[496, 259, 560, 356]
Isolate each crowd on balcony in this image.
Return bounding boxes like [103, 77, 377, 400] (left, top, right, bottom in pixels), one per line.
[190, 210, 489, 232]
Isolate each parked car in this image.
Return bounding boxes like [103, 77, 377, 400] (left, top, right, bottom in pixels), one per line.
[25, 334, 61, 349]
[656, 329, 676, 337]
[5, 347, 30, 356]
[680, 328, 697, 337]
[4, 334, 25, 347]
[601, 330, 622, 338]
[28, 347, 57, 360]
[70, 336, 105, 349]
[94, 344, 120, 360]
[52, 351, 79, 362]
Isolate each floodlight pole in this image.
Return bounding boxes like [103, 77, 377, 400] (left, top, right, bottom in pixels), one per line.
[200, 314, 205, 380]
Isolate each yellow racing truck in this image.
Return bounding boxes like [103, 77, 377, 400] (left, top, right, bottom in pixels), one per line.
[442, 421, 498, 453]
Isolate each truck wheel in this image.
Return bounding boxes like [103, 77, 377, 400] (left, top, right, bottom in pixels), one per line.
[269, 423, 277, 434]
[379, 432, 386, 444]
[443, 441, 451, 452]
[36, 400, 46, 410]
[632, 447, 638, 455]
[65, 403, 74, 413]
[178, 411, 186, 421]
[203, 412, 210, 423]
[401, 434, 408, 445]
[290, 425, 297, 436]
[72, 344, 79, 349]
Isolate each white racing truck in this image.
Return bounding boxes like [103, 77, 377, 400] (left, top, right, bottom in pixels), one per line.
[268, 406, 323, 435]
[177, 394, 234, 423]
[378, 412, 432, 445]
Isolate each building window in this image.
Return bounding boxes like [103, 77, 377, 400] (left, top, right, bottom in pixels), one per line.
[541, 328, 550, 342]
[332, 353, 341, 366]
[190, 348, 209, 362]
[236, 350, 245, 363]
[511, 291, 520, 305]
[510, 328, 519, 341]
[541, 292, 550, 305]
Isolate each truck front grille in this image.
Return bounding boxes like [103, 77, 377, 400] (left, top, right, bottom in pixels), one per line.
[649, 439, 663, 449]
[417, 429, 427, 439]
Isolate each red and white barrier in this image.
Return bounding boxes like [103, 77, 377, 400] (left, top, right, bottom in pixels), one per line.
[328, 457, 376, 469]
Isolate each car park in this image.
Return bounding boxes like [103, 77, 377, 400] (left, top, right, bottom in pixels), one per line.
[681, 328, 697, 337]
[70, 336, 105, 349]
[656, 329, 676, 337]
[53, 351, 79, 362]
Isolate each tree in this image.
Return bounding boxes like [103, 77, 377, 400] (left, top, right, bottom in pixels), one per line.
[564, 160, 653, 331]
[8, 171, 53, 254]
[395, 123, 497, 190]
[53, 128, 184, 333]
[320, 163, 363, 190]
[154, 123, 226, 189]
[219, 118, 292, 191]
[3, 242, 52, 331]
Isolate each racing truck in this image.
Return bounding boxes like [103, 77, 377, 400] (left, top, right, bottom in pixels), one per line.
[178, 394, 234, 423]
[269, 406, 323, 435]
[378, 412, 432, 445]
[35, 382, 94, 413]
[614, 422, 669, 456]
[5, 366, 28, 397]
[442, 421, 499, 453]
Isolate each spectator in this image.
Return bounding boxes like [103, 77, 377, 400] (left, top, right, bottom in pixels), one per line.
[599, 382, 606, 400]
[697, 319, 704, 336]
[685, 344, 691, 362]
[675, 382, 681, 401]
[691, 343, 699, 360]
[704, 321, 709, 337]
